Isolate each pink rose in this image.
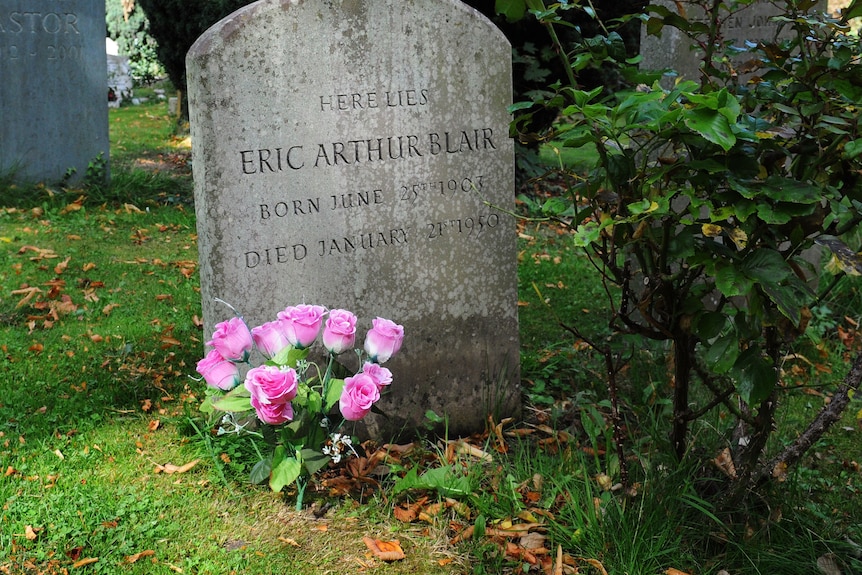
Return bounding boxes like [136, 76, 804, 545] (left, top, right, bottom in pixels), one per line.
[322, 309, 357, 354]
[362, 361, 392, 390]
[251, 319, 292, 358]
[339, 373, 380, 421]
[277, 304, 326, 348]
[206, 317, 253, 362]
[196, 349, 240, 390]
[364, 317, 404, 363]
[251, 394, 294, 425]
[244, 365, 298, 405]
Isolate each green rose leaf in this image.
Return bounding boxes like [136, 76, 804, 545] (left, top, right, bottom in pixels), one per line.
[306, 389, 323, 415]
[270, 345, 309, 367]
[325, 378, 345, 411]
[211, 386, 252, 413]
[249, 456, 272, 485]
[199, 394, 215, 414]
[300, 448, 331, 476]
[270, 452, 302, 493]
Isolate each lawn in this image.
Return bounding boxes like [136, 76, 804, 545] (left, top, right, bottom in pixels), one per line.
[1, 99, 861, 575]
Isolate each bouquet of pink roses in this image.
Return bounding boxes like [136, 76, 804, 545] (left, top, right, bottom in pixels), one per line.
[195, 303, 403, 507]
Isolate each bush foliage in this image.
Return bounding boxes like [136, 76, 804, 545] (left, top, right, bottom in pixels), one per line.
[106, 0, 164, 84]
[509, 0, 862, 506]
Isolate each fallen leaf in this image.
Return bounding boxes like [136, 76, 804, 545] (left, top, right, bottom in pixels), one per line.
[25, 525, 39, 541]
[278, 536, 300, 547]
[148, 420, 161, 432]
[125, 550, 155, 564]
[54, 257, 71, 274]
[158, 459, 200, 475]
[363, 537, 405, 561]
[582, 558, 609, 575]
[817, 553, 842, 575]
[393, 496, 429, 523]
[666, 569, 692, 575]
[72, 557, 99, 568]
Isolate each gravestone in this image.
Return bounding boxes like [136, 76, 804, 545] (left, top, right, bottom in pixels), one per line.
[641, 0, 826, 83]
[187, 0, 519, 437]
[0, 1, 109, 184]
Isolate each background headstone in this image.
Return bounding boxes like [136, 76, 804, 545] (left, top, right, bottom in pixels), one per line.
[0, 1, 109, 184]
[187, 0, 519, 437]
[641, 0, 827, 83]
[106, 38, 132, 108]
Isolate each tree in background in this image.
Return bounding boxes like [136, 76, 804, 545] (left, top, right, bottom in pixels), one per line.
[136, 0, 254, 116]
[106, 0, 164, 85]
[131, 0, 644, 121]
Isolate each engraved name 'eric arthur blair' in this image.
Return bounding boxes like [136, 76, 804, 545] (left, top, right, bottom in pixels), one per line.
[240, 128, 496, 174]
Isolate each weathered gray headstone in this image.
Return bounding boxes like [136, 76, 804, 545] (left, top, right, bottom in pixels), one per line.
[0, 1, 109, 184]
[187, 0, 519, 437]
[641, 0, 826, 83]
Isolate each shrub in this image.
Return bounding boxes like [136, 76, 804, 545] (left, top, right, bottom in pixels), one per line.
[509, 0, 862, 507]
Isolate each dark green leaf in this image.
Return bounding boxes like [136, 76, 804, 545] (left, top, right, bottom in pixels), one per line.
[250, 457, 272, 485]
[683, 108, 737, 151]
[694, 312, 727, 340]
[703, 333, 739, 374]
[741, 249, 791, 285]
[300, 448, 331, 476]
[715, 263, 753, 297]
[732, 346, 776, 406]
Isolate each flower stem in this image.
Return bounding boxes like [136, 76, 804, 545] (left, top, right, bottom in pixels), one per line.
[295, 476, 307, 511]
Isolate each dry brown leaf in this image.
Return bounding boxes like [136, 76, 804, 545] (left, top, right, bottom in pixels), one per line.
[125, 550, 155, 564]
[519, 531, 547, 550]
[665, 569, 692, 575]
[363, 537, 405, 561]
[71, 557, 99, 568]
[82, 262, 96, 272]
[817, 553, 843, 575]
[278, 536, 300, 547]
[505, 541, 538, 565]
[450, 524, 475, 545]
[714, 448, 737, 479]
[393, 496, 429, 523]
[25, 525, 39, 541]
[582, 558, 609, 575]
[12, 286, 42, 308]
[148, 420, 161, 432]
[555, 545, 563, 575]
[54, 257, 71, 275]
[156, 459, 200, 475]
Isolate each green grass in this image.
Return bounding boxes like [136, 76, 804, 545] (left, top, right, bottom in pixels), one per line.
[2, 99, 861, 575]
